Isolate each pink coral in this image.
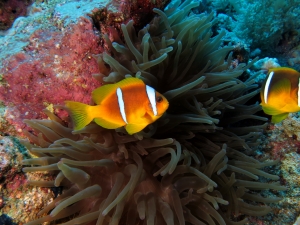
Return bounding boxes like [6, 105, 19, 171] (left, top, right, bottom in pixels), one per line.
[120, 0, 168, 28]
[0, 17, 103, 135]
[0, 0, 31, 30]
[89, 0, 169, 46]
[264, 123, 299, 160]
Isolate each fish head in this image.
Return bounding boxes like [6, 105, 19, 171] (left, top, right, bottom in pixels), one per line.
[260, 67, 300, 123]
[154, 91, 169, 117]
[144, 90, 169, 119]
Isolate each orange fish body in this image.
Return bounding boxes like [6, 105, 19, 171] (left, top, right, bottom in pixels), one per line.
[260, 67, 300, 123]
[65, 77, 169, 134]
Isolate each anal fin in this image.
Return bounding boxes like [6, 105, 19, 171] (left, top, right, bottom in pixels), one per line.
[125, 123, 148, 135]
[94, 118, 122, 129]
[271, 113, 289, 123]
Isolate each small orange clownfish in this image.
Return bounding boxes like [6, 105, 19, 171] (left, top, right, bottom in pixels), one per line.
[260, 67, 300, 123]
[65, 77, 169, 135]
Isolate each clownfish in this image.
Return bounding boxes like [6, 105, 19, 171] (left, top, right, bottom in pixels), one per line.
[65, 77, 169, 135]
[260, 67, 300, 123]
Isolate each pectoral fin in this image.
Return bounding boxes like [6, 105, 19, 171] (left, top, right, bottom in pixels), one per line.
[261, 104, 284, 116]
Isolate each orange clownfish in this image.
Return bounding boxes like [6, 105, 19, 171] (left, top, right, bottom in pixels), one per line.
[65, 77, 169, 135]
[260, 67, 300, 123]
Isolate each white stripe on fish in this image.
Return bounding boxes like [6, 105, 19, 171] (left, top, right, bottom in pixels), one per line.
[264, 71, 274, 104]
[146, 85, 157, 116]
[116, 87, 128, 124]
[298, 77, 300, 107]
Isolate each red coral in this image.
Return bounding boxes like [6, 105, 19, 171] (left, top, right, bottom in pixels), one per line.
[6, 173, 26, 191]
[264, 124, 300, 160]
[119, 0, 169, 29]
[0, 17, 103, 135]
[92, 0, 169, 38]
[0, 0, 32, 30]
[248, 217, 266, 225]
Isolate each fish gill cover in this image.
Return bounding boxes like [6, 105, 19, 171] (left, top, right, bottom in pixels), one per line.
[21, 0, 286, 224]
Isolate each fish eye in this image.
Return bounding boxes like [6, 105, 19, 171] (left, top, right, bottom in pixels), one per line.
[156, 96, 163, 103]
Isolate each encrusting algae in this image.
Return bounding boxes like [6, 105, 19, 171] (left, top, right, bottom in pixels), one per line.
[21, 0, 286, 224]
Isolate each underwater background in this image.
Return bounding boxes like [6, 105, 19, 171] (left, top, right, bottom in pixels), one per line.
[0, 0, 299, 224]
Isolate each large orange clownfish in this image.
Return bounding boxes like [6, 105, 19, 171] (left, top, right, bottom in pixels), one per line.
[260, 67, 300, 123]
[65, 77, 169, 135]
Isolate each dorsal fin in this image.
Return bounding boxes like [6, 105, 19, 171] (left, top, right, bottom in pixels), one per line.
[117, 77, 144, 88]
[92, 83, 117, 105]
[92, 77, 144, 104]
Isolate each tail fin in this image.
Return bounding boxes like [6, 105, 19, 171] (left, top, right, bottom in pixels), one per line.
[65, 101, 94, 130]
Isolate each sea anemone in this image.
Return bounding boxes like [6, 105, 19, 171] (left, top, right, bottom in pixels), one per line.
[22, 0, 286, 224]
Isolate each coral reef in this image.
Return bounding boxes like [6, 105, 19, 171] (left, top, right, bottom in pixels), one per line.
[0, 135, 55, 224]
[245, 121, 300, 224]
[201, 0, 300, 64]
[249, 57, 281, 84]
[252, 57, 281, 71]
[0, 0, 108, 135]
[0, 16, 102, 135]
[21, 0, 287, 224]
[0, 0, 298, 224]
[91, 0, 169, 34]
[282, 113, 300, 141]
[210, 0, 300, 51]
